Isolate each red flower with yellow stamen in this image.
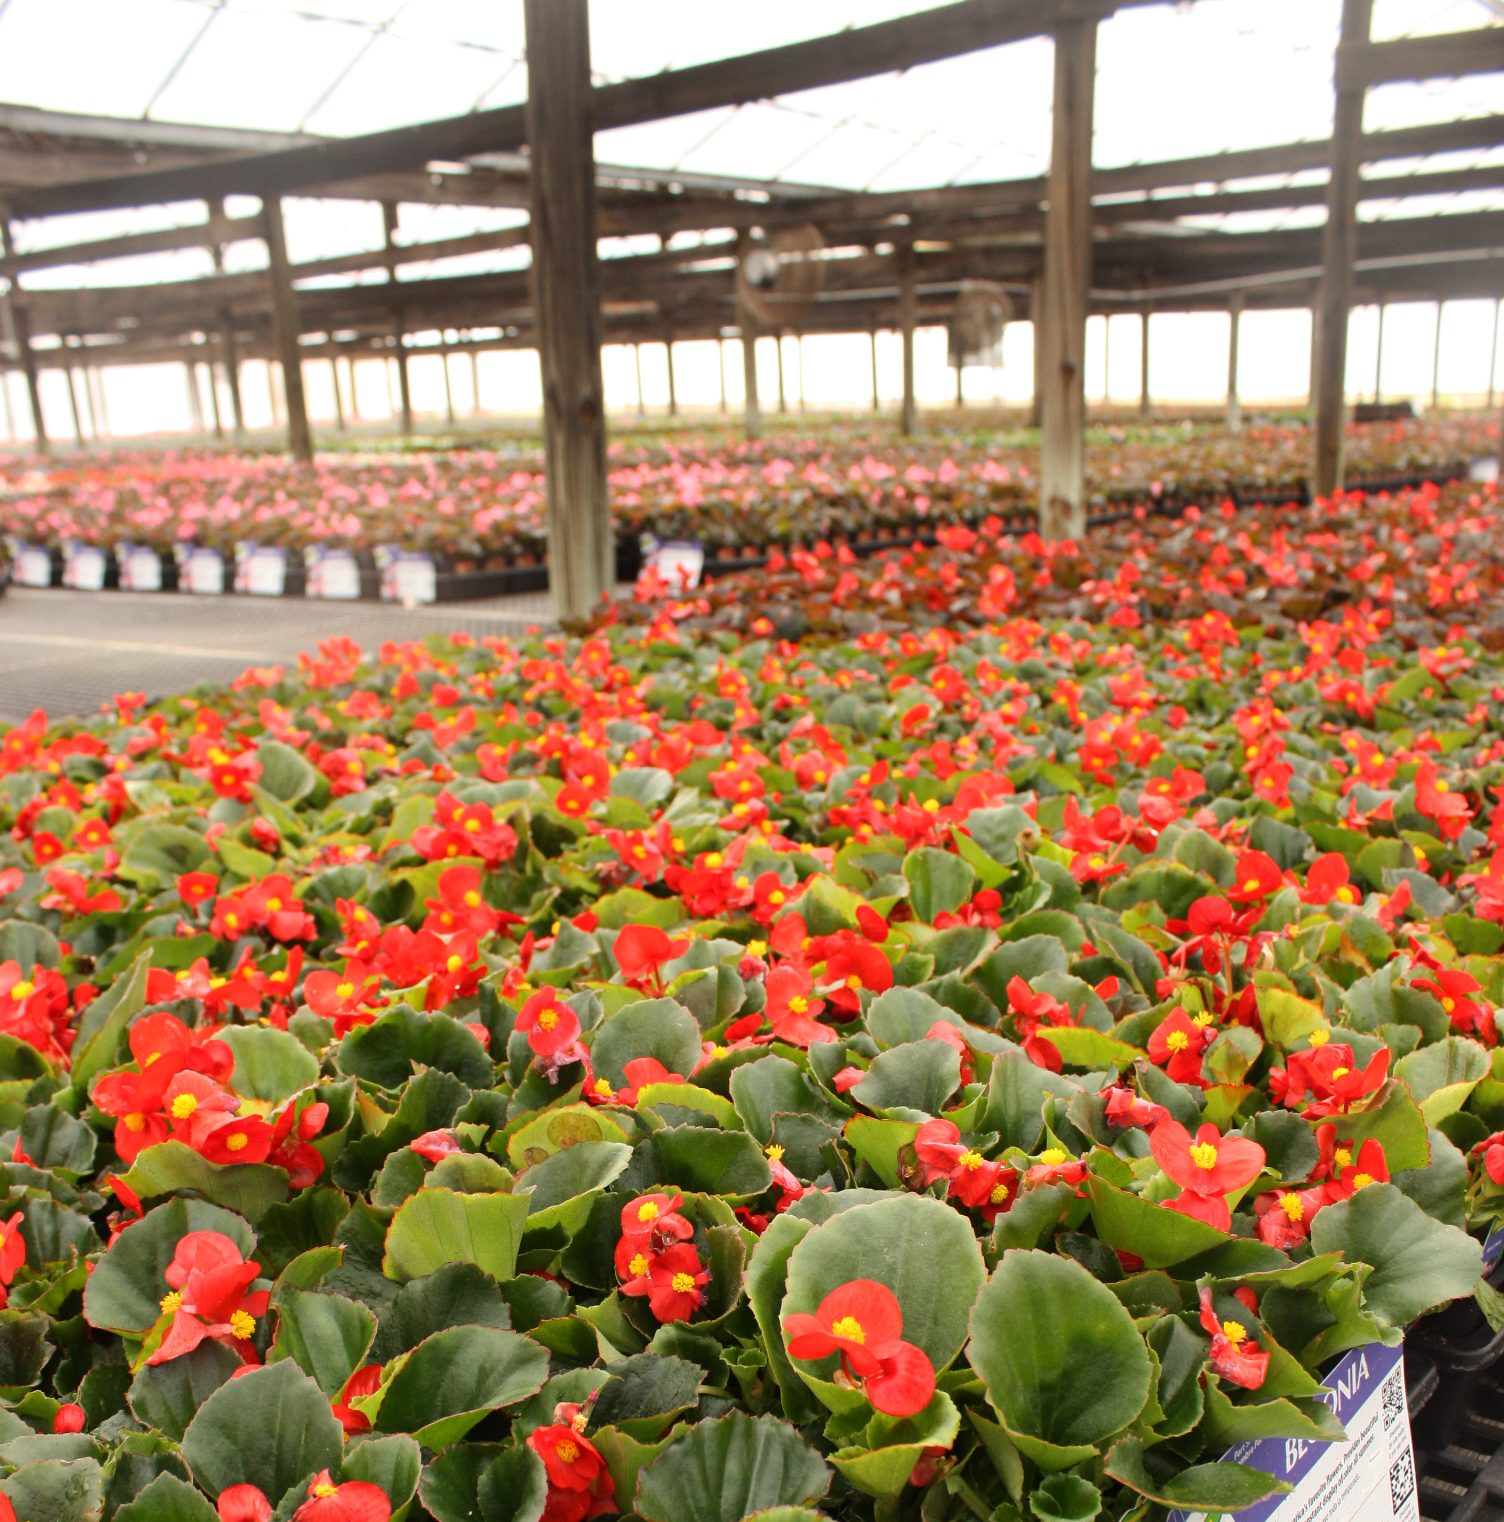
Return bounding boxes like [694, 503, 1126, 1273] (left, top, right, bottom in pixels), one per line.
[291, 1469, 391, 1522]
[1150, 1120, 1266, 1232]
[1146, 1007, 1212, 1087]
[783, 1280, 936, 1417]
[1198, 1286, 1268, 1390]
[1272, 1041, 1388, 1118]
[620, 1241, 709, 1323]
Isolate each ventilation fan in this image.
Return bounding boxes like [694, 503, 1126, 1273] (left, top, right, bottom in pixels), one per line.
[948, 280, 1012, 368]
[736, 224, 825, 330]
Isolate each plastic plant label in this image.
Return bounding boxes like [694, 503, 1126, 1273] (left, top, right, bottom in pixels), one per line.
[12, 544, 52, 586]
[1168, 1342, 1417, 1522]
[376, 547, 436, 604]
[305, 546, 360, 600]
[180, 547, 224, 595]
[62, 542, 107, 590]
[1483, 1221, 1504, 1272]
[117, 545, 162, 591]
[645, 538, 704, 589]
[235, 544, 287, 597]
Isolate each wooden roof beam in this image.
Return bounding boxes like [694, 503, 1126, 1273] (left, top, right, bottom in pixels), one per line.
[1336, 26, 1504, 91]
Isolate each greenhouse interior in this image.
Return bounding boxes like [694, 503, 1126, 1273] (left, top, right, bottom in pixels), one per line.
[1, 2, 1504, 1520]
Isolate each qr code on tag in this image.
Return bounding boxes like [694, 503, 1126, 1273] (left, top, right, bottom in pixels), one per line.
[1382, 1370, 1405, 1430]
[1390, 1446, 1416, 1513]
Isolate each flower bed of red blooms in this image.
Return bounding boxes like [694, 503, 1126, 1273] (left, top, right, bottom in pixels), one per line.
[0, 470, 1497, 1519]
[0, 413, 1492, 568]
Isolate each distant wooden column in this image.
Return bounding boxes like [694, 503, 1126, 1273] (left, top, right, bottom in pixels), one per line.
[717, 337, 727, 415]
[776, 333, 787, 414]
[1102, 314, 1111, 406]
[1488, 299, 1499, 409]
[665, 330, 678, 418]
[330, 356, 346, 430]
[1029, 273, 1044, 428]
[470, 350, 481, 415]
[184, 362, 203, 433]
[205, 354, 224, 438]
[66, 354, 87, 447]
[955, 360, 964, 408]
[525, 0, 612, 620]
[262, 198, 313, 463]
[898, 243, 917, 435]
[0, 222, 46, 453]
[870, 328, 880, 411]
[220, 310, 244, 437]
[1314, 0, 1373, 495]
[92, 370, 110, 437]
[736, 233, 761, 440]
[0, 371, 12, 439]
[1038, 18, 1097, 541]
[1431, 301, 1444, 411]
[394, 331, 413, 435]
[796, 334, 805, 414]
[1373, 303, 1386, 403]
[1226, 294, 1244, 432]
[442, 350, 456, 425]
[270, 362, 285, 426]
[1138, 307, 1151, 420]
[635, 343, 646, 418]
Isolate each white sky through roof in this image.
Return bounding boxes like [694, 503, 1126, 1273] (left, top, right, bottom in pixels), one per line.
[3, 0, 1504, 436]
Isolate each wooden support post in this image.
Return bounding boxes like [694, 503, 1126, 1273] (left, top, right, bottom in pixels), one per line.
[270, 363, 285, 426]
[1138, 308, 1151, 419]
[776, 332, 787, 414]
[1314, 0, 1374, 495]
[635, 343, 646, 418]
[1373, 303, 1385, 402]
[1431, 300, 1443, 411]
[898, 243, 917, 436]
[796, 333, 805, 414]
[870, 328, 880, 411]
[665, 330, 678, 418]
[1226, 294, 1243, 432]
[470, 350, 481, 415]
[442, 350, 455, 425]
[184, 362, 203, 433]
[262, 197, 313, 463]
[525, 0, 612, 620]
[220, 310, 244, 437]
[1102, 315, 1111, 406]
[1488, 300, 1499, 409]
[330, 356, 346, 430]
[0, 221, 46, 453]
[92, 370, 109, 437]
[66, 355, 87, 447]
[393, 332, 413, 435]
[955, 359, 964, 408]
[206, 355, 223, 438]
[9, 305, 45, 452]
[1029, 272, 1044, 429]
[736, 234, 761, 440]
[717, 337, 727, 415]
[1038, 18, 1096, 541]
[0, 371, 12, 440]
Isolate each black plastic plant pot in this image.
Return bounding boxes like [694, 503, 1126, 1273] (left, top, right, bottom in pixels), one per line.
[1407, 1260, 1504, 1456]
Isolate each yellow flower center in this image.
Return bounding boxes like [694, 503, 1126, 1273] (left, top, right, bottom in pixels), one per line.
[465, 818, 482, 832]
[765, 1145, 785, 1161]
[1335, 886, 1356, 903]
[225, 1132, 249, 1152]
[556, 1439, 579, 1464]
[314, 1481, 339, 1498]
[637, 1202, 659, 1222]
[160, 1291, 183, 1314]
[1331, 1067, 1350, 1079]
[789, 996, 809, 1014]
[705, 853, 724, 869]
[124, 1113, 146, 1132]
[1351, 1172, 1375, 1190]
[830, 1315, 865, 1344]
[1280, 1194, 1304, 1221]
[594, 1078, 613, 1095]
[1189, 1141, 1219, 1170]
[990, 1182, 1011, 1203]
[629, 1253, 649, 1277]
[671, 1272, 696, 1294]
[1221, 1320, 1247, 1345]
[8, 981, 32, 1001]
[1039, 1148, 1066, 1166]
[230, 1310, 256, 1340]
[447, 955, 463, 972]
[1165, 1030, 1190, 1052]
[266, 898, 282, 912]
[336, 982, 355, 999]
[1192, 1012, 1214, 1028]
[464, 891, 481, 907]
[1443, 997, 1456, 1012]
[171, 1094, 198, 1120]
[1308, 1030, 1331, 1047]
[958, 1150, 984, 1170]
[1335, 1148, 1352, 1168]
[1437, 780, 1450, 793]
[537, 1009, 558, 1031]
[746, 940, 766, 956]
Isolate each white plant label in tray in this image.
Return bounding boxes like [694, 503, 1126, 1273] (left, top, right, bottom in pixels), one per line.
[62, 542, 107, 591]
[117, 545, 163, 592]
[12, 545, 52, 587]
[235, 544, 287, 597]
[306, 546, 360, 600]
[180, 547, 224, 595]
[1168, 1342, 1417, 1522]
[377, 548, 436, 604]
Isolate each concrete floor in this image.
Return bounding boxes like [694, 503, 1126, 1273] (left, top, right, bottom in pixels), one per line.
[0, 586, 573, 722]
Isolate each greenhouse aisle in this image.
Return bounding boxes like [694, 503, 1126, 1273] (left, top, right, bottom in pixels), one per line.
[0, 586, 599, 721]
